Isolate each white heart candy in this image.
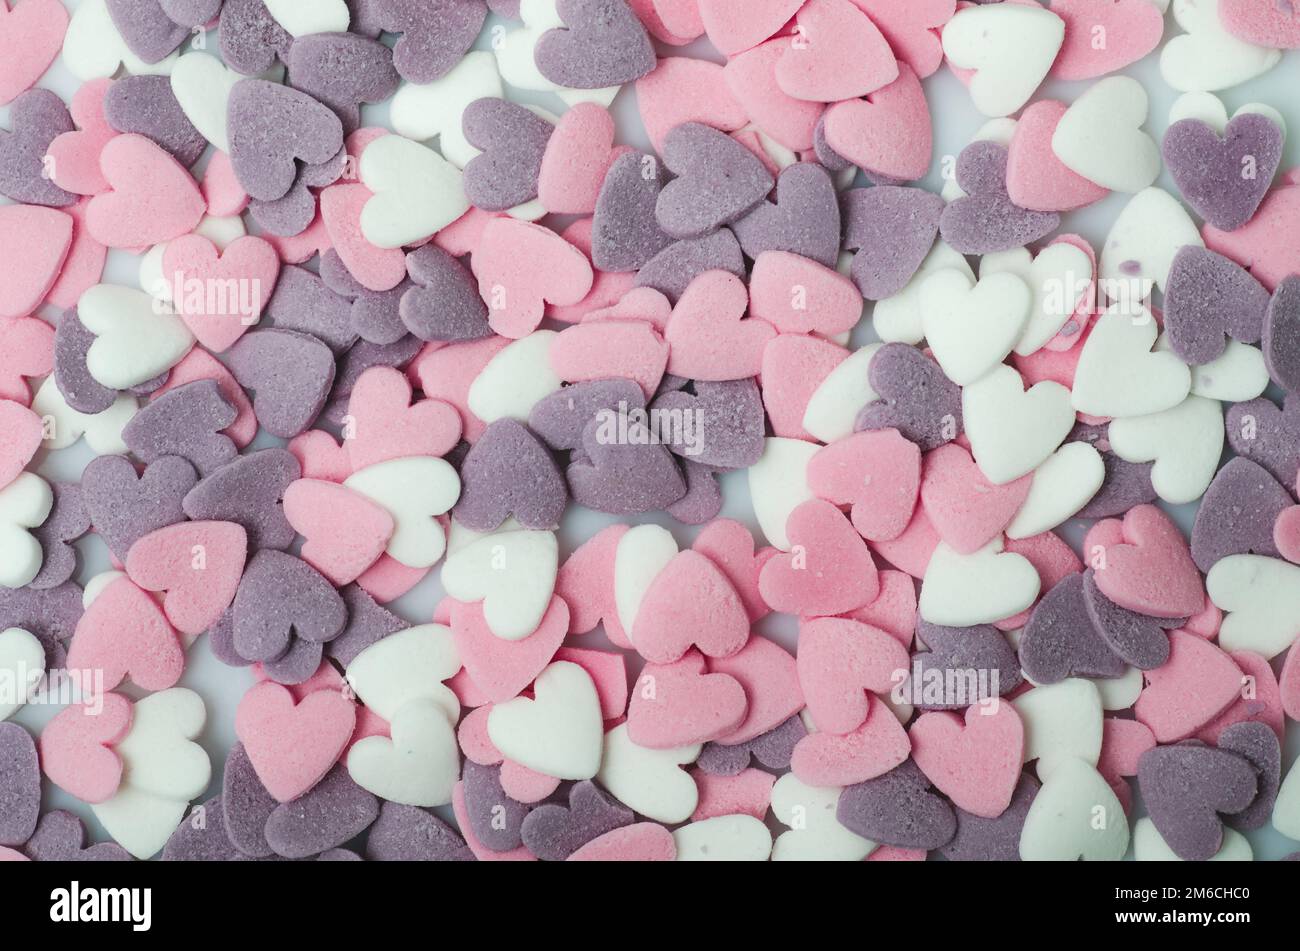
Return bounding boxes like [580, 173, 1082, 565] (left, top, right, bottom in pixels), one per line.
[613, 524, 678, 637]
[63, 0, 178, 81]
[1206, 555, 1300, 659]
[1007, 441, 1104, 539]
[1051, 76, 1161, 193]
[1092, 665, 1143, 711]
[170, 52, 240, 154]
[596, 722, 700, 824]
[748, 437, 818, 551]
[1154, 334, 1269, 402]
[30, 377, 137, 455]
[113, 688, 210, 801]
[802, 344, 881, 444]
[941, 4, 1065, 117]
[263, 0, 350, 37]
[0, 473, 53, 589]
[1160, 0, 1280, 93]
[770, 773, 874, 861]
[920, 269, 1031, 385]
[488, 661, 604, 780]
[360, 135, 470, 250]
[963, 365, 1074, 485]
[0, 628, 44, 721]
[673, 814, 773, 862]
[1108, 395, 1224, 505]
[347, 698, 460, 807]
[343, 457, 461, 568]
[345, 623, 461, 723]
[873, 240, 974, 344]
[981, 243, 1094, 357]
[77, 285, 195, 391]
[1274, 757, 1300, 840]
[1133, 818, 1252, 861]
[1169, 91, 1286, 143]
[1012, 679, 1103, 779]
[466, 331, 562, 423]
[1019, 757, 1128, 860]
[91, 785, 189, 860]
[918, 538, 1041, 627]
[441, 528, 558, 641]
[1072, 305, 1191, 418]
[495, 0, 619, 107]
[1099, 187, 1203, 302]
[391, 51, 504, 167]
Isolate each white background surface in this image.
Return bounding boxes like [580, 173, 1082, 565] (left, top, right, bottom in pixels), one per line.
[4, 0, 1300, 859]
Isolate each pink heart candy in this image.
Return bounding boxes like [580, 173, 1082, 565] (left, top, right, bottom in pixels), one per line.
[0, 400, 42, 491]
[124, 520, 248, 637]
[471, 217, 594, 339]
[775, 0, 899, 103]
[1049, 0, 1165, 81]
[759, 499, 881, 617]
[550, 319, 668, 399]
[635, 57, 749, 153]
[1085, 504, 1205, 619]
[627, 650, 748, 748]
[555, 524, 632, 645]
[568, 823, 676, 861]
[790, 693, 911, 786]
[66, 575, 184, 693]
[162, 234, 282, 352]
[698, 0, 804, 55]
[748, 251, 864, 336]
[1276, 505, 1300, 563]
[631, 550, 751, 664]
[38, 693, 133, 804]
[822, 63, 932, 181]
[808, 429, 922, 542]
[0, 316, 54, 405]
[85, 134, 205, 249]
[235, 680, 357, 803]
[760, 334, 849, 439]
[1134, 631, 1245, 743]
[0, 204, 72, 319]
[920, 443, 1032, 554]
[1203, 184, 1300, 292]
[283, 479, 394, 586]
[707, 635, 803, 745]
[849, 0, 956, 79]
[692, 519, 770, 624]
[412, 336, 509, 443]
[43, 198, 107, 311]
[909, 701, 1025, 819]
[320, 182, 406, 292]
[345, 366, 461, 470]
[664, 270, 775, 381]
[288, 430, 353, 483]
[845, 568, 919, 647]
[450, 595, 569, 704]
[538, 103, 626, 215]
[1006, 100, 1110, 212]
[797, 617, 910, 734]
[0, 0, 68, 106]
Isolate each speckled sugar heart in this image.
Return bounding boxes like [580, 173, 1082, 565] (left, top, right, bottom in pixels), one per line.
[231, 549, 347, 663]
[227, 329, 337, 439]
[1264, 276, 1300, 393]
[220, 742, 278, 857]
[263, 764, 379, 859]
[0, 723, 39, 847]
[183, 448, 302, 551]
[856, 343, 963, 451]
[536, 0, 656, 89]
[591, 150, 672, 272]
[940, 141, 1060, 255]
[1163, 246, 1270, 365]
[568, 414, 687, 515]
[0, 88, 77, 207]
[730, 163, 840, 269]
[696, 715, 807, 776]
[461, 760, 529, 852]
[1019, 572, 1126, 684]
[453, 419, 567, 532]
[0, 583, 83, 671]
[160, 0, 222, 27]
[635, 230, 747, 304]
[228, 79, 346, 202]
[520, 780, 635, 861]
[220, 0, 295, 75]
[837, 759, 956, 850]
[105, 0, 190, 64]
[327, 584, 408, 667]
[940, 774, 1038, 862]
[656, 123, 774, 240]
[21, 810, 131, 861]
[1164, 112, 1283, 232]
[365, 800, 473, 861]
[649, 379, 766, 470]
[265, 265, 357, 354]
[462, 97, 554, 212]
[401, 245, 492, 342]
[1081, 569, 1171, 671]
[1137, 742, 1258, 861]
[29, 483, 89, 591]
[104, 75, 207, 167]
[123, 379, 239, 477]
[1071, 422, 1159, 519]
[81, 454, 197, 561]
[377, 0, 487, 84]
[320, 251, 410, 346]
[911, 621, 1022, 710]
[841, 185, 943, 300]
[1227, 394, 1300, 487]
[529, 378, 645, 452]
[288, 33, 400, 135]
[1190, 457, 1291, 573]
[53, 308, 163, 415]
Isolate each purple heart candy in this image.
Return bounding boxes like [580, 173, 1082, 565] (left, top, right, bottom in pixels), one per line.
[856, 343, 963, 451]
[666, 460, 723, 525]
[1190, 457, 1291, 572]
[1019, 572, 1126, 684]
[529, 378, 646, 452]
[655, 123, 774, 240]
[231, 549, 347, 663]
[182, 448, 301, 551]
[0, 582, 84, 670]
[327, 584, 408, 667]
[222, 742, 279, 857]
[162, 796, 254, 861]
[1263, 275, 1300, 393]
[0, 723, 40, 847]
[1225, 394, 1300, 488]
[263, 764, 379, 859]
[220, 0, 295, 75]
[265, 263, 358, 353]
[1164, 113, 1283, 232]
[1163, 246, 1270, 365]
[21, 810, 131, 862]
[160, 0, 223, 28]
[591, 150, 672, 273]
[534, 0, 656, 89]
[1081, 569, 1170, 671]
[453, 419, 568, 531]
[288, 32, 401, 135]
[376, 0, 487, 84]
[462, 97, 555, 212]
[650, 378, 766, 469]
[1070, 422, 1159, 519]
[567, 414, 687, 515]
[696, 714, 807, 776]
[940, 774, 1039, 862]
[519, 780, 634, 861]
[634, 229, 746, 304]
[320, 249, 410, 346]
[910, 621, 1022, 710]
[228, 79, 345, 202]
[837, 759, 957, 850]
[54, 308, 120, 415]
[228, 329, 338, 438]
[939, 141, 1060, 255]
[842, 185, 944, 300]
[1137, 742, 1258, 861]
[123, 379, 239, 476]
[106, 0, 191, 64]
[104, 75, 207, 168]
[461, 760, 530, 852]
[365, 801, 474, 861]
[28, 483, 89, 591]
[82, 454, 197, 562]
[399, 245, 492, 343]
[0, 88, 76, 207]
[731, 162, 842, 269]
[248, 180, 319, 238]
[1218, 721, 1281, 833]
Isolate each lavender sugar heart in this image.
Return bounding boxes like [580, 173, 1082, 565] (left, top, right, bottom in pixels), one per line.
[160, 0, 223, 28]
[104, 75, 207, 168]
[28, 483, 89, 591]
[939, 141, 1059, 255]
[326, 584, 408, 667]
[21, 810, 131, 862]
[264, 764, 379, 859]
[453, 419, 568, 531]
[220, 0, 294, 75]
[377, 0, 487, 84]
[183, 448, 301, 551]
[228, 329, 337, 438]
[535, 0, 656, 88]
[1190, 457, 1291, 571]
[0, 89, 76, 207]
[529, 378, 646, 452]
[634, 230, 746, 303]
[842, 185, 944, 300]
[1218, 721, 1281, 832]
[365, 801, 474, 861]
[519, 780, 634, 861]
[207, 607, 253, 668]
[462, 97, 555, 211]
[105, 0, 191, 64]
[696, 714, 808, 776]
[259, 634, 325, 686]
[123, 379, 238, 476]
[228, 80, 345, 202]
[231, 549, 347, 662]
[1164, 113, 1283, 232]
[666, 459, 723, 525]
[837, 759, 957, 850]
[462, 761, 530, 852]
[655, 123, 774, 240]
[731, 163, 841, 268]
[0, 583, 84, 670]
[568, 414, 687, 515]
[1163, 246, 1270, 364]
[1226, 394, 1300, 488]
[163, 796, 253, 861]
[1263, 275, 1300, 393]
[910, 621, 1022, 710]
[347, 0, 387, 37]
[54, 309, 121, 415]
[0, 723, 40, 847]
[590, 150, 672, 272]
[249, 182, 319, 238]
[940, 775, 1039, 862]
[288, 33, 401, 135]
[813, 116, 854, 173]
[1081, 569, 1170, 671]
[1019, 572, 1126, 684]
[856, 343, 963, 451]
[265, 264, 358, 353]
[320, 250, 410, 346]
[1137, 742, 1258, 861]
[400, 245, 492, 342]
[222, 742, 279, 857]
[1070, 422, 1159, 518]
[82, 454, 197, 561]
[650, 378, 766, 469]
